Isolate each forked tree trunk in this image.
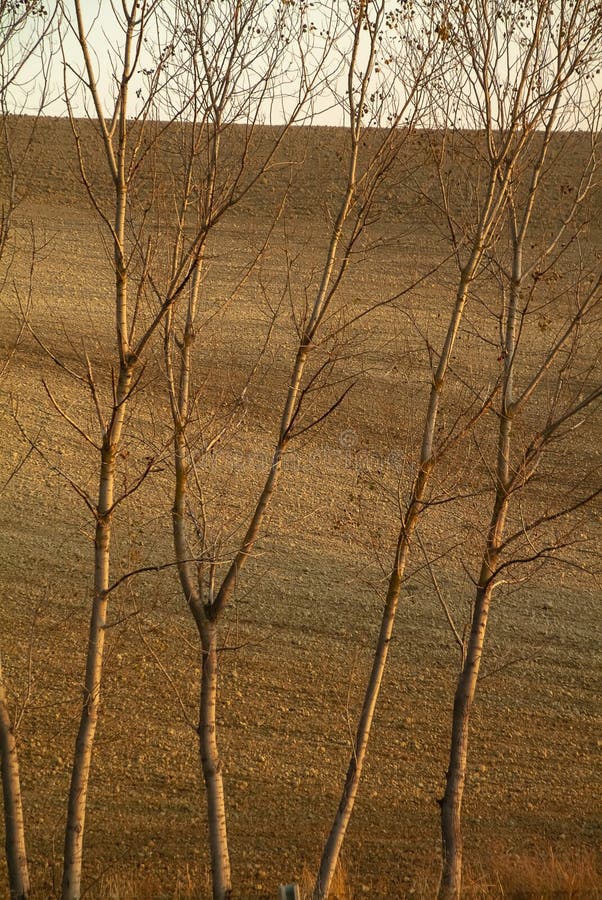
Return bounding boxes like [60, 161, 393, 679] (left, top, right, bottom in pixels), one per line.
[0, 663, 30, 900]
[199, 620, 231, 900]
[171, 411, 233, 898]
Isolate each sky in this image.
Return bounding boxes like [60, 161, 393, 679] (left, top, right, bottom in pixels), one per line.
[4, 1, 602, 131]
[6, 2, 355, 125]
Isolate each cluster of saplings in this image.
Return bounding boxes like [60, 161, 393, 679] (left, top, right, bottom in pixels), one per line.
[1, 2, 600, 899]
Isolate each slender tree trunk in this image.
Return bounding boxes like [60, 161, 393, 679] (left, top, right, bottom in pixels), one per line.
[439, 220, 519, 898]
[61, 29, 132, 872]
[313, 485, 424, 899]
[314, 270, 476, 899]
[438, 364, 513, 899]
[0, 662, 29, 900]
[61, 500, 112, 900]
[199, 620, 231, 900]
[315, 150, 518, 895]
[62, 367, 132, 900]
[438, 574, 494, 900]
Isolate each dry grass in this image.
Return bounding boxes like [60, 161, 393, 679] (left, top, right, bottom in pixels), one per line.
[394, 847, 602, 899]
[94, 848, 601, 898]
[95, 862, 351, 900]
[463, 847, 602, 899]
[91, 864, 209, 899]
[298, 862, 353, 900]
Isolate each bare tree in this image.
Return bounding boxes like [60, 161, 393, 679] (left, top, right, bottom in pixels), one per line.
[313, 1, 602, 896]
[163, 3, 439, 896]
[159, 2, 320, 895]
[54, 0, 349, 895]
[3, 1, 598, 897]
[52, 3, 226, 895]
[438, 238, 600, 900]
[0, 3, 54, 897]
[0, 656, 28, 900]
[434, 6, 602, 893]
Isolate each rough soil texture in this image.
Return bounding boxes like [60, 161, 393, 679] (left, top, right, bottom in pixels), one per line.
[0, 118, 600, 898]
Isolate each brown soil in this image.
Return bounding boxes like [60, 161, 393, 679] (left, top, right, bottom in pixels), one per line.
[0, 117, 600, 898]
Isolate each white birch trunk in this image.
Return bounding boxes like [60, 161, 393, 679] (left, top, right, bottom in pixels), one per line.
[60, 8, 134, 886]
[313, 485, 421, 899]
[171, 418, 233, 898]
[62, 366, 132, 900]
[0, 660, 30, 900]
[438, 571, 496, 900]
[199, 620, 231, 900]
[313, 270, 475, 899]
[438, 219, 521, 898]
